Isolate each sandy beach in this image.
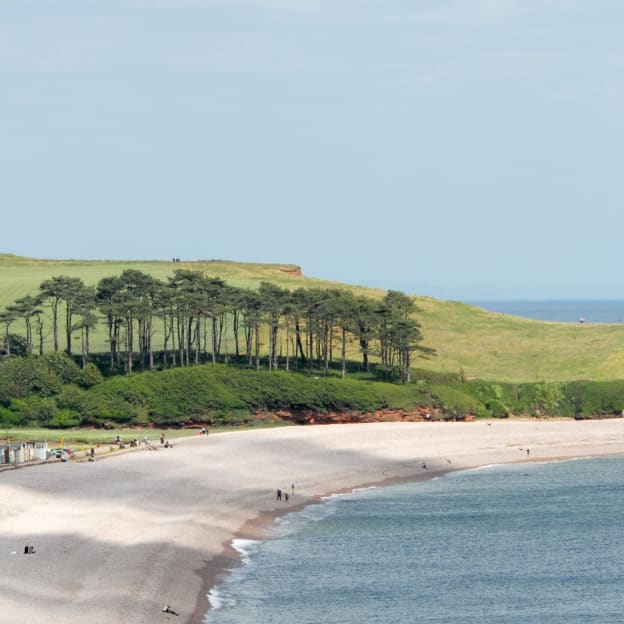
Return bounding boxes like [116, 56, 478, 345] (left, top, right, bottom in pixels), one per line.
[1, 419, 624, 623]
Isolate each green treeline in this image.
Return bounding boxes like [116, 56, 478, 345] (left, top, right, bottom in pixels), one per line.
[0, 270, 427, 383]
[2, 270, 624, 429]
[0, 353, 622, 429]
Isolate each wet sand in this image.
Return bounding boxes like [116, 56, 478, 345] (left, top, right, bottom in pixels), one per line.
[1, 420, 623, 624]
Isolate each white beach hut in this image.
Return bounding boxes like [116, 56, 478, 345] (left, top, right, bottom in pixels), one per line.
[34, 441, 48, 461]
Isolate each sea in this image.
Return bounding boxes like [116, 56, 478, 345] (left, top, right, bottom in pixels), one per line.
[470, 300, 624, 324]
[204, 456, 624, 623]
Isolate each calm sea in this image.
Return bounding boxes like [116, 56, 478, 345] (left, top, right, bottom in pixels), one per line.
[204, 456, 624, 623]
[470, 300, 624, 324]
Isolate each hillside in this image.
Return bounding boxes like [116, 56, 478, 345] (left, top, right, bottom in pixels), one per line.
[2, 254, 624, 382]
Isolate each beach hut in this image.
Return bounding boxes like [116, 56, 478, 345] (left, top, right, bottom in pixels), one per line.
[34, 441, 48, 461]
[14, 443, 25, 464]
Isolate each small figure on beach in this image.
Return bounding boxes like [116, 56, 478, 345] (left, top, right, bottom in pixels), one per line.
[421, 462, 428, 470]
[200, 426, 207, 435]
[284, 492, 289, 502]
[526, 448, 530, 456]
[425, 412, 432, 422]
[291, 482, 295, 496]
[160, 434, 165, 445]
[276, 488, 282, 501]
[23, 545, 35, 554]
[162, 605, 179, 616]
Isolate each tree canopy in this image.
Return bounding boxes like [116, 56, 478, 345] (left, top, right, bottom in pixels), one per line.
[2, 271, 433, 382]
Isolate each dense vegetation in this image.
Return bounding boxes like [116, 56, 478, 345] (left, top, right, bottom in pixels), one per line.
[4, 254, 624, 383]
[2, 254, 624, 429]
[0, 353, 622, 429]
[1, 269, 427, 382]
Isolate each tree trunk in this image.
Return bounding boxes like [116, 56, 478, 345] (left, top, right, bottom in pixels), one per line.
[195, 316, 201, 364]
[52, 300, 59, 352]
[255, 326, 260, 371]
[341, 326, 347, 379]
[65, 302, 73, 355]
[211, 315, 217, 364]
[295, 320, 305, 366]
[233, 311, 240, 358]
[126, 318, 133, 375]
[36, 316, 44, 355]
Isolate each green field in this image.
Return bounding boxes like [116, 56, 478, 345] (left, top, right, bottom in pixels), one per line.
[0, 427, 194, 449]
[2, 253, 624, 382]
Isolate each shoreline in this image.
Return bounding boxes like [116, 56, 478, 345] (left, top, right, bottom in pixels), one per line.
[191, 446, 624, 624]
[2, 420, 624, 624]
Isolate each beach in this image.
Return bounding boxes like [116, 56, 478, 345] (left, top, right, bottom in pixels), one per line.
[1, 419, 624, 624]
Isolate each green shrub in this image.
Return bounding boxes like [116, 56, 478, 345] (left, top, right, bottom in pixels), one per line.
[76, 363, 103, 388]
[485, 399, 510, 418]
[41, 353, 81, 384]
[0, 357, 64, 403]
[0, 406, 23, 427]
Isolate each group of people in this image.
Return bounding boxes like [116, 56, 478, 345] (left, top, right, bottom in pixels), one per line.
[159, 434, 174, 448]
[114, 435, 147, 448]
[276, 483, 295, 502]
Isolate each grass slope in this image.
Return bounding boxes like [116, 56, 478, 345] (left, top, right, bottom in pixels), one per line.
[2, 254, 624, 382]
[414, 298, 624, 382]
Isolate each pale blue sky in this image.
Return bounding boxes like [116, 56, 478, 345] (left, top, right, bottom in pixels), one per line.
[2, 0, 623, 300]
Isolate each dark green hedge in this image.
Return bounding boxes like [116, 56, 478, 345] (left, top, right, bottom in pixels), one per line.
[2, 356, 624, 428]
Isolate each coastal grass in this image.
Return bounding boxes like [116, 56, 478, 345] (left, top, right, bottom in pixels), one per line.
[414, 297, 624, 382]
[0, 421, 288, 448]
[3, 254, 624, 382]
[0, 427, 193, 448]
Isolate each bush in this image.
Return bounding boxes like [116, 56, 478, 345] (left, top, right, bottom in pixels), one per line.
[76, 363, 103, 388]
[485, 399, 509, 418]
[41, 353, 81, 384]
[11, 396, 60, 425]
[0, 357, 64, 404]
[0, 406, 23, 427]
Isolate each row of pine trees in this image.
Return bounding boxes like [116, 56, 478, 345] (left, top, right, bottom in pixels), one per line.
[0, 270, 429, 382]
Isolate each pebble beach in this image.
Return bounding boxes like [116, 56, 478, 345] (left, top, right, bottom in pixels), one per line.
[1, 420, 624, 624]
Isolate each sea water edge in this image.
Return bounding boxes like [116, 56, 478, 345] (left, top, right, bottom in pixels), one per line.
[470, 299, 624, 323]
[202, 454, 624, 624]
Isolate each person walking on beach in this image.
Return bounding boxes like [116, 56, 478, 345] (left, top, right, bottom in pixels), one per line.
[291, 482, 295, 497]
[163, 605, 179, 616]
[276, 488, 282, 501]
[284, 492, 289, 502]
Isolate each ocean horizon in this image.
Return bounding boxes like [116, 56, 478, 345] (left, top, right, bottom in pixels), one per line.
[204, 456, 624, 623]
[469, 299, 624, 324]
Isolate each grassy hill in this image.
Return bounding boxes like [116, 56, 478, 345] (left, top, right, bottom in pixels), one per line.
[2, 253, 624, 383]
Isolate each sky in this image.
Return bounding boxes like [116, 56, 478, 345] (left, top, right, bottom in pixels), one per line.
[2, 0, 623, 301]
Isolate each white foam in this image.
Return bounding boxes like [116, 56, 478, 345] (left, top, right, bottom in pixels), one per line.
[466, 464, 500, 472]
[204, 586, 238, 622]
[321, 485, 377, 502]
[231, 538, 260, 564]
[207, 586, 224, 611]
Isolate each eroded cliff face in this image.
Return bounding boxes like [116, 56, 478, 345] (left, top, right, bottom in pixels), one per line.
[252, 407, 475, 425]
[278, 265, 303, 277]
